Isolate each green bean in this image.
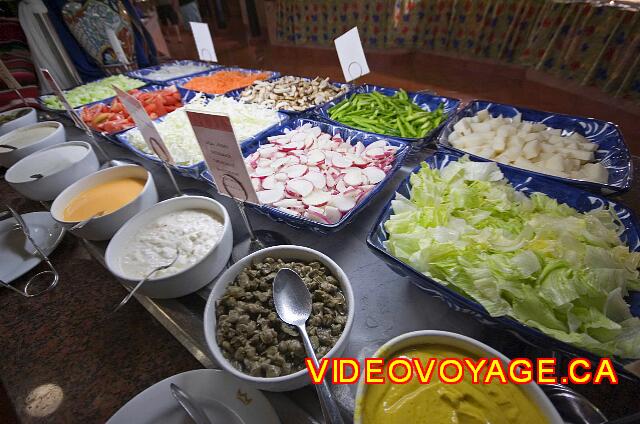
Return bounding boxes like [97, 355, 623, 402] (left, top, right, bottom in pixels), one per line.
[327, 89, 446, 138]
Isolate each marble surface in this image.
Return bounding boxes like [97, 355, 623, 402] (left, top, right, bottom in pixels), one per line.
[0, 187, 201, 423]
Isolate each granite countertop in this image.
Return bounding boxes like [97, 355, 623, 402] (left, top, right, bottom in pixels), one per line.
[0, 183, 201, 423]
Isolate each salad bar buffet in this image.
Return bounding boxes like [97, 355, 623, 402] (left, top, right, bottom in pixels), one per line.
[1, 59, 640, 423]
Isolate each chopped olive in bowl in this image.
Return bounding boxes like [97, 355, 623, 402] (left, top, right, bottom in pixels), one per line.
[203, 245, 355, 392]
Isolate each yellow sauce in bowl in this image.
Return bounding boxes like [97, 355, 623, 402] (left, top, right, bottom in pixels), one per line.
[63, 177, 146, 221]
[359, 345, 548, 424]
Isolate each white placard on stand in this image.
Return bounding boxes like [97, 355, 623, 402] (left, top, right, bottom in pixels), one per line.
[190, 22, 217, 62]
[186, 110, 259, 205]
[334, 27, 370, 82]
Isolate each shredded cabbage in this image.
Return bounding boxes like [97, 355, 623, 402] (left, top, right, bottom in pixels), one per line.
[126, 94, 282, 166]
[385, 157, 640, 358]
[42, 75, 145, 109]
[143, 63, 209, 80]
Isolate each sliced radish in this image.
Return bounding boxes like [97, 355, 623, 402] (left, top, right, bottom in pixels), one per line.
[291, 132, 306, 143]
[257, 158, 273, 168]
[330, 194, 356, 212]
[251, 178, 262, 191]
[257, 188, 285, 204]
[326, 173, 336, 188]
[343, 169, 363, 186]
[363, 167, 386, 184]
[286, 179, 314, 197]
[304, 172, 326, 189]
[274, 198, 303, 208]
[331, 155, 353, 168]
[354, 142, 365, 155]
[270, 157, 290, 169]
[279, 141, 304, 152]
[253, 167, 275, 178]
[365, 140, 388, 151]
[307, 150, 325, 166]
[324, 206, 342, 224]
[336, 180, 348, 193]
[302, 191, 331, 207]
[365, 147, 385, 159]
[283, 164, 308, 178]
[352, 156, 369, 168]
[274, 172, 288, 181]
[305, 209, 331, 224]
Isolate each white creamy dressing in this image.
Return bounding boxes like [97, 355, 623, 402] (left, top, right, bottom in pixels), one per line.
[0, 125, 56, 152]
[120, 209, 225, 279]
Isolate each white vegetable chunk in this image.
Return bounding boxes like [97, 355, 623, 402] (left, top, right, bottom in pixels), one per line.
[447, 109, 607, 183]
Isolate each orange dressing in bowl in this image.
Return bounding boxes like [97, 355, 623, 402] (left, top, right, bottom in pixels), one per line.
[63, 177, 146, 221]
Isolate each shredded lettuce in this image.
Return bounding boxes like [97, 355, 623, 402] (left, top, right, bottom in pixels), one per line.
[42, 75, 145, 109]
[385, 157, 640, 358]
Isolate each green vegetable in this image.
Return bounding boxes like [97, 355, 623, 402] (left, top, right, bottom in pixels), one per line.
[42, 75, 145, 110]
[385, 157, 640, 358]
[328, 89, 445, 138]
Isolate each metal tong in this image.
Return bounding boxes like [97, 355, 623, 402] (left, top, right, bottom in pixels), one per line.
[0, 206, 59, 297]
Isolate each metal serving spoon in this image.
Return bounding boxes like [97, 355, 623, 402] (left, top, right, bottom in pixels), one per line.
[273, 268, 345, 424]
[169, 383, 212, 424]
[113, 249, 180, 312]
[69, 210, 105, 231]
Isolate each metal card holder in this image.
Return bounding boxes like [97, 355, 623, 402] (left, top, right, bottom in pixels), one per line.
[0, 206, 59, 297]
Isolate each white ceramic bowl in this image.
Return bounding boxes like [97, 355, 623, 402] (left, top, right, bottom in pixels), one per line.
[105, 196, 233, 299]
[5, 141, 100, 201]
[0, 107, 37, 136]
[204, 245, 355, 392]
[353, 330, 564, 424]
[50, 164, 158, 241]
[0, 121, 65, 168]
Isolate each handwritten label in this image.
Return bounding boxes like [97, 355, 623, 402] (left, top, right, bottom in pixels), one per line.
[113, 86, 174, 164]
[0, 59, 20, 90]
[334, 27, 370, 82]
[190, 22, 217, 62]
[41, 68, 88, 130]
[186, 110, 258, 204]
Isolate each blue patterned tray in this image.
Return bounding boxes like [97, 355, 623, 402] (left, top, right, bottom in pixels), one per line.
[225, 76, 354, 116]
[126, 60, 220, 85]
[314, 84, 460, 146]
[202, 117, 410, 234]
[367, 150, 640, 367]
[114, 94, 288, 181]
[174, 66, 281, 96]
[437, 100, 632, 194]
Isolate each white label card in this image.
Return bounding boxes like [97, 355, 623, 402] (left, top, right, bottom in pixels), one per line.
[334, 27, 370, 82]
[190, 22, 217, 62]
[113, 86, 174, 164]
[186, 110, 259, 205]
[40, 68, 88, 130]
[0, 59, 20, 90]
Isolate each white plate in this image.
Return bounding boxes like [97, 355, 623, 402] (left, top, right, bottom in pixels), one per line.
[0, 211, 64, 283]
[107, 369, 281, 424]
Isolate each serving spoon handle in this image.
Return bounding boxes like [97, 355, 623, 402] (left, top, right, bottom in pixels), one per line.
[298, 324, 345, 424]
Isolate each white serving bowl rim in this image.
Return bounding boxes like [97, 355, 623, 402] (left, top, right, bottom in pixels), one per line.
[50, 164, 153, 224]
[4, 140, 94, 184]
[353, 329, 564, 424]
[203, 245, 355, 387]
[0, 120, 63, 151]
[105, 195, 232, 283]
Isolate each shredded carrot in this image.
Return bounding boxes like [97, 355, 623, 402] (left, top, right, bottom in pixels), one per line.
[183, 70, 271, 94]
